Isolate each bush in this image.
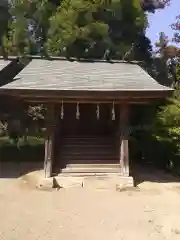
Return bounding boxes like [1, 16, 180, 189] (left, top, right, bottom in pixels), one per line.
[0, 136, 44, 162]
[129, 100, 180, 171]
[140, 97, 180, 171]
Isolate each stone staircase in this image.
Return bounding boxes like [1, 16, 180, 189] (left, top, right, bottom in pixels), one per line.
[53, 135, 120, 175]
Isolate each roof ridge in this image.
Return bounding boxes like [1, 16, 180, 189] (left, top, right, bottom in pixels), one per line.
[28, 56, 142, 64]
[0, 55, 142, 64]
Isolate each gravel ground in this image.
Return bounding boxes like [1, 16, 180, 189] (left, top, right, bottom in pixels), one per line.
[0, 168, 180, 240]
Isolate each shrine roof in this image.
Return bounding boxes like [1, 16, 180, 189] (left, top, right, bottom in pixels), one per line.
[0, 58, 173, 96]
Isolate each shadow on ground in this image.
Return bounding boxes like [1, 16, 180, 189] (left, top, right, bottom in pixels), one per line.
[0, 162, 43, 178]
[132, 164, 180, 186]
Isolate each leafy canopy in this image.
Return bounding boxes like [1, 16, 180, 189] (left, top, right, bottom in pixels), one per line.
[2, 0, 151, 62]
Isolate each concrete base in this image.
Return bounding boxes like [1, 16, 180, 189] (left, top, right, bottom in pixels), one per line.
[37, 177, 60, 190]
[37, 174, 134, 190]
[54, 174, 134, 190]
[37, 172, 134, 190]
[37, 177, 53, 190]
[55, 176, 84, 188]
[115, 176, 134, 191]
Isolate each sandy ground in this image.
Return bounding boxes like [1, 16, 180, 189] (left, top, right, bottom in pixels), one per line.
[0, 164, 180, 240]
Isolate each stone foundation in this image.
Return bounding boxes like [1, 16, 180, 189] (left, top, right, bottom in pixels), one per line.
[37, 174, 134, 190]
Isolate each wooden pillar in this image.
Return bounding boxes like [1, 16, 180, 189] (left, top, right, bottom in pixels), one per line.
[119, 104, 130, 177]
[44, 103, 55, 178]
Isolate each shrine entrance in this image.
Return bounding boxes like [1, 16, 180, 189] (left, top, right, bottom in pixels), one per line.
[57, 103, 120, 136]
[53, 102, 121, 173]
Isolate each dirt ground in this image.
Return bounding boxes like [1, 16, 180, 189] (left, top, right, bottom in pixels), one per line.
[1, 164, 180, 240]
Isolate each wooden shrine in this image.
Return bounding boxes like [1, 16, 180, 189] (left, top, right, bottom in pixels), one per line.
[0, 57, 173, 186]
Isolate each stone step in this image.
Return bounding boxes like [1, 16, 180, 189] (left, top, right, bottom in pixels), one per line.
[59, 157, 118, 161]
[56, 136, 118, 173]
[61, 144, 115, 148]
[62, 138, 114, 143]
[40, 175, 134, 189]
[62, 142, 114, 147]
[60, 151, 116, 155]
[60, 158, 117, 162]
[60, 145, 115, 149]
[56, 172, 123, 177]
[52, 175, 134, 189]
[54, 159, 119, 166]
[65, 164, 120, 168]
[60, 151, 116, 156]
[62, 136, 113, 139]
[60, 167, 121, 174]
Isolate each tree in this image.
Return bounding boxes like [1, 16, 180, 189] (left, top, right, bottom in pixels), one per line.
[150, 13, 180, 171]
[171, 14, 180, 84]
[172, 15, 180, 43]
[3, 0, 152, 63]
[171, 14, 180, 89]
[0, 0, 10, 57]
[153, 32, 180, 87]
[1, 0, 172, 59]
[3, 0, 57, 56]
[140, 0, 171, 12]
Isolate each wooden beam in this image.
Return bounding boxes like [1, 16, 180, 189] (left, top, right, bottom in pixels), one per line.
[18, 93, 168, 99]
[44, 103, 55, 178]
[23, 99, 151, 104]
[119, 104, 130, 176]
[0, 88, 172, 100]
[44, 136, 53, 178]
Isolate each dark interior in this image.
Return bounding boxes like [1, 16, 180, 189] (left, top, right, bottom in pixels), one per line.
[57, 103, 120, 136]
[53, 103, 121, 172]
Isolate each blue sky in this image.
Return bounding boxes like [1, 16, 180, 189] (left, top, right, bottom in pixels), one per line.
[146, 0, 180, 47]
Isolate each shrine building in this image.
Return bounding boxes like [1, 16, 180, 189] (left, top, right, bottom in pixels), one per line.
[0, 57, 173, 187]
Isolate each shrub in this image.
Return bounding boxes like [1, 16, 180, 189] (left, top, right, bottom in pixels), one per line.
[0, 136, 44, 162]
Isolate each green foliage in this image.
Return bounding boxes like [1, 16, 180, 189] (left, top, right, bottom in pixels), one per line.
[155, 99, 180, 140]
[172, 15, 180, 43]
[0, 136, 44, 162]
[176, 61, 180, 81]
[149, 97, 180, 170]
[46, 0, 149, 59]
[3, 0, 56, 55]
[1, 0, 151, 62]
[0, 3, 10, 56]
[0, 135, 44, 147]
[154, 32, 180, 87]
[0, 121, 8, 136]
[46, 0, 108, 56]
[28, 105, 45, 121]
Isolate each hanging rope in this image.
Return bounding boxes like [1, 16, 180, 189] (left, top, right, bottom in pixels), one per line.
[76, 102, 80, 119]
[96, 104, 100, 120]
[112, 101, 115, 120]
[61, 100, 64, 119]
